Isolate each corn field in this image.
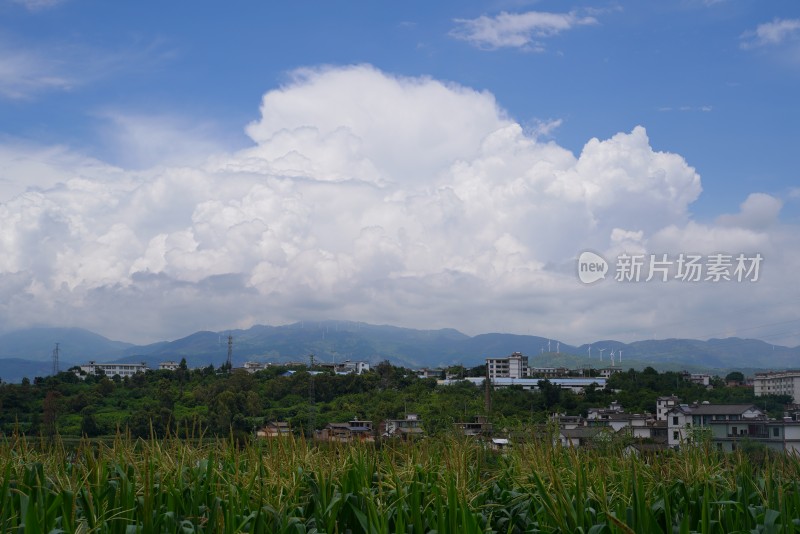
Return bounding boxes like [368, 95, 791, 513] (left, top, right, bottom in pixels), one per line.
[1, 432, 800, 533]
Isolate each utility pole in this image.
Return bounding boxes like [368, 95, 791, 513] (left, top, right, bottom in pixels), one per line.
[484, 362, 492, 415]
[226, 335, 233, 372]
[309, 354, 316, 438]
[52, 342, 60, 375]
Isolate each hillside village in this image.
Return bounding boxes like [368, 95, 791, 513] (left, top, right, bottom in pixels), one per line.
[247, 353, 800, 455]
[2, 350, 798, 455]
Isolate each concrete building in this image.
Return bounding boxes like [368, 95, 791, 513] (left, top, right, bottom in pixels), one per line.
[558, 427, 612, 448]
[599, 367, 623, 378]
[416, 368, 444, 379]
[656, 396, 680, 421]
[437, 376, 606, 393]
[316, 420, 374, 442]
[454, 415, 493, 438]
[257, 421, 292, 438]
[381, 413, 424, 440]
[529, 367, 569, 378]
[486, 352, 529, 379]
[586, 400, 625, 421]
[550, 414, 584, 430]
[318, 360, 371, 375]
[666, 403, 766, 448]
[685, 373, 712, 388]
[76, 361, 148, 379]
[709, 416, 800, 454]
[585, 401, 664, 441]
[159, 361, 180, 371]
[338, 360, 370, 375]
[754, 370, 800, 402]
[243, 361, 269, 373]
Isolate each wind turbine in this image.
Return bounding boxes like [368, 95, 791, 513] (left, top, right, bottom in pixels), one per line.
[587, 346, 592, 358]
[598, 348, 606, 361]
[548, 340, 551, 353]
[618, 350, 623, 363]
[610, 350, 616, 367]
[556, 342, 560, 354]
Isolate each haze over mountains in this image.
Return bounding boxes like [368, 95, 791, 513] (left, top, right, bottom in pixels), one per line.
[0, 321, 795, 383]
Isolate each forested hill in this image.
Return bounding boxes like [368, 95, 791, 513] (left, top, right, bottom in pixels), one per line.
[0, 321, 797, 383]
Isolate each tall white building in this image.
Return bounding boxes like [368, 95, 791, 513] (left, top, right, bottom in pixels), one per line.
[656, 395, 680, 421]
[754, 370, 800, 402]
[77, 361, 148, 379]
[486, 352, 529, 379]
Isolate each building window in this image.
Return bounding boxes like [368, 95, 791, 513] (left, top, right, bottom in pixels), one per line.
[773, 427, 780, 437]
[673, 431, 679, 440]
[672, 416, 679, 425]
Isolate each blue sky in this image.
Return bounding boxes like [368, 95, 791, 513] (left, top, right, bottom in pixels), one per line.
[3, 0, 798, 217]
[1, 0, 799, 347]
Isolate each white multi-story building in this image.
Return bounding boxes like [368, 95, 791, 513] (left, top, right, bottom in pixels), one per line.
[159, 361, 180, 371]
[599, 367, 623, 378]
[339, 360, 370, 375]
[656, 395, 680, 421]
[754, 370, 800, 402]
[77, 361, 149, 379]
[687, 373, 712, 387]
[666, 403, 765, 448]
[243, 361, 269, 373]
[486, 352, 529, 379]
[709, 417, 800, 454]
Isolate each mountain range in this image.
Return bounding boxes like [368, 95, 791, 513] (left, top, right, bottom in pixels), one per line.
[0, 321, 796, 383]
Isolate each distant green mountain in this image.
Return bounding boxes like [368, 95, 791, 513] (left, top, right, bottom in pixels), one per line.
[122, 321, 470, 369]
[0, 327, 133, 362]
[0, 358, 79, 384]
[0, 321, 798, 382]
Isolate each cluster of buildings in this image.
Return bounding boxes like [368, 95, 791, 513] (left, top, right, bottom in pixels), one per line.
[257, 414, 425, 443]
[431, 352, 610, 393]
[74, 359, 371, 377]
[70, 354, 800, 456]
[551, 395, 800, 454]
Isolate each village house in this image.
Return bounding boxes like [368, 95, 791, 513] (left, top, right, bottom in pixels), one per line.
[666, 402, 766, 448]
[257, 421, 292, 438]
[557, 427, 613, 448]
[316, 420, 375, 443]
[381, 413, 424, 440]
[453, 415, 493, 438]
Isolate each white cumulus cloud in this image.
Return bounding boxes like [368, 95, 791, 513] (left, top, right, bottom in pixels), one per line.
[0, 64, 796, 345]
[741, 18, 800, 49]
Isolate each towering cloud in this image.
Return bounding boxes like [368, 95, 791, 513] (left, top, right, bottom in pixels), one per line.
[0, 65, 792, 344]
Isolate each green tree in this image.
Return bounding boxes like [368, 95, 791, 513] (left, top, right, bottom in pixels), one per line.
[80, 408, 102, 437]
[725, 371, 745, 384]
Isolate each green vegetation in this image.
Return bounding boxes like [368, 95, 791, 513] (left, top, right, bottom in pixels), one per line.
[2, 433, 800, 533]
[0, 363, 791, 440]
[1, 363, 798, 531]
